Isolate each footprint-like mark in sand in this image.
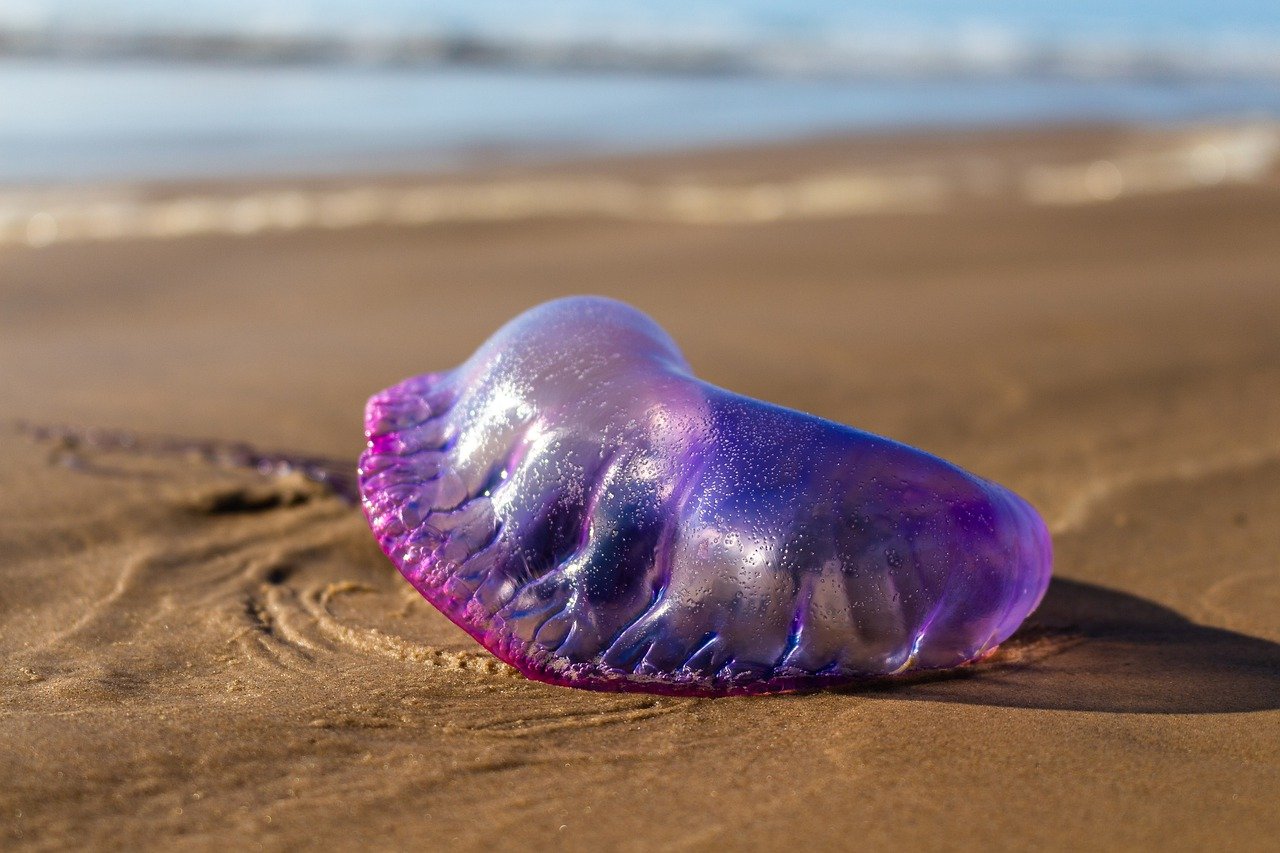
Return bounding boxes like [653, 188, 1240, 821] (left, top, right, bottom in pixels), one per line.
[294, 581, 517, 677]
[33, 498, 346, 655]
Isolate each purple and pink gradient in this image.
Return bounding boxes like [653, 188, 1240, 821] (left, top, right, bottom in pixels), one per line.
[359, 297, 1052, 695]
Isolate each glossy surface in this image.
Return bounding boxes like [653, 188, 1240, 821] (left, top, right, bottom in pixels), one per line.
[359, 297, 1052, 694]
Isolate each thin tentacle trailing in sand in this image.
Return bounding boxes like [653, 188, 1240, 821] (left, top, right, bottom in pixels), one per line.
[359, 297, 1052, 695]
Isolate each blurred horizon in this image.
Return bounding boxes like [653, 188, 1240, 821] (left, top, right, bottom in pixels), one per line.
[3, 1, 1280, 185]
[6, 1, 1280, 80]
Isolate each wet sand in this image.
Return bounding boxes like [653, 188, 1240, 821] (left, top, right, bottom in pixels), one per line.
[2, 125, 1278, 850]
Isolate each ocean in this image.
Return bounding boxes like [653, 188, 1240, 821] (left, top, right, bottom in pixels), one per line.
[3, 0, 1280, 184]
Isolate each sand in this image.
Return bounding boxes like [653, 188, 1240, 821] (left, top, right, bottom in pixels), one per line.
[1, 125, 1278, 851]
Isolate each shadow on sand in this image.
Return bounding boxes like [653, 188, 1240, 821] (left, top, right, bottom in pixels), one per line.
[855, 578, 1280, 714]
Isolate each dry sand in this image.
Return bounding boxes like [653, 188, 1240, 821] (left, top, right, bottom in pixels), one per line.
[1, 126, 1278, 850]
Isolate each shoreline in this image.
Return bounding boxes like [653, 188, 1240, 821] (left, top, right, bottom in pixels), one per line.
[4, 121, 1278, 249]
[8, 52, 1280, 187]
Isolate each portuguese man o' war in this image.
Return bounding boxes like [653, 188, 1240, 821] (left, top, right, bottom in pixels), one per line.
[359, 297, 1052, 695]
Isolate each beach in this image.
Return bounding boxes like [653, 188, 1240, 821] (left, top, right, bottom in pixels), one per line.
[2, 124, 1278, 849]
